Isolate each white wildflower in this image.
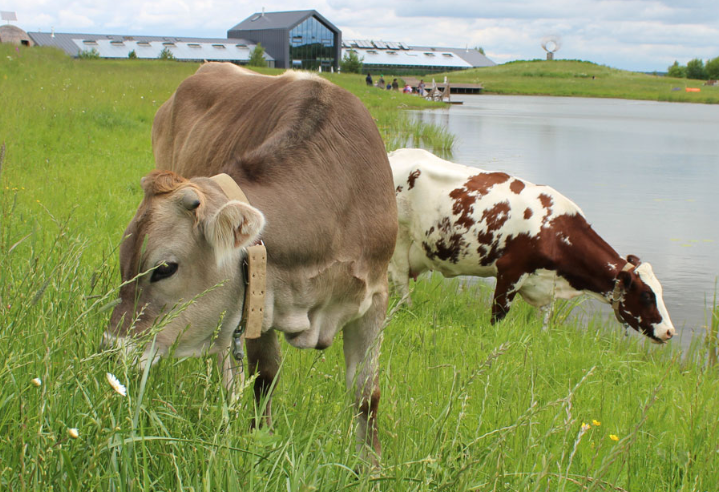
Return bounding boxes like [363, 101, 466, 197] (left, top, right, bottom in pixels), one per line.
[106, 372, 127, 397]
[68, 428, 79, 439]
[31, 377, 42, 387]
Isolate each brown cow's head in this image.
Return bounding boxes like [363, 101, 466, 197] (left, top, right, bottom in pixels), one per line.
[613, 255, 675, 343]
[104, 170, 265, 364]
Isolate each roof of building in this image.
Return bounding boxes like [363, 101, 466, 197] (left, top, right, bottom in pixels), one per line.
[228, 9, 339, 33]
[28, 31, 273, 62]
[342, 40, 495, 69]
[411, 46, 495, 68]
[0, 24, 33, 45]
[344, 47, 473, 69]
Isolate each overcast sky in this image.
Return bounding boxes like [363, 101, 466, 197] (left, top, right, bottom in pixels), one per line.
[4, 0, 718, 72]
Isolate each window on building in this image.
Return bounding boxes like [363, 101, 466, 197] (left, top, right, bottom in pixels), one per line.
[83, 40, 98, 45]
[188, 43, 201, 49]
[212, 44, 226, 49]
[288, 16, 336, 71]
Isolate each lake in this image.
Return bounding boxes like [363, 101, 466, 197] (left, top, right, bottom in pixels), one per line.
[410, 95, 719, 348]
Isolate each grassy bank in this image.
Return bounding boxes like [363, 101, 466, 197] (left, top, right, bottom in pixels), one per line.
[2, 45, 719, 490]
[446, 60, 719, 104]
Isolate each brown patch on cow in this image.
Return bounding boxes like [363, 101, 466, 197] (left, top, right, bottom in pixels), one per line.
[538, 193, 554, 225]
[524, 208, 533, 220]
[509, 179, 525, 194]
[449, 187, 478, 229]
[422, 232, 464, 263]
[482, 201, 511, 232]
[463, 172, 510, 197]
[407, 169, 421, 189]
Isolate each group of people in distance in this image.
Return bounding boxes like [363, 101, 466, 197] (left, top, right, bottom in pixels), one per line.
[365, 73, 426, 96]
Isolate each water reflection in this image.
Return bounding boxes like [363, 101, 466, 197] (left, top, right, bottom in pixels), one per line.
[410, 95, 719, 348]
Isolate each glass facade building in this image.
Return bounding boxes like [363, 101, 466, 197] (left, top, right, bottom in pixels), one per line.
[289, 17, 336, 70]
[228, 10, 341, 70]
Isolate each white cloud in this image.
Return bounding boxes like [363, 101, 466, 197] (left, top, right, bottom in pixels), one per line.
[4, 0, 718, 71]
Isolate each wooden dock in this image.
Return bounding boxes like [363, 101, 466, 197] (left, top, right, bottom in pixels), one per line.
[403, 77, 484, 95]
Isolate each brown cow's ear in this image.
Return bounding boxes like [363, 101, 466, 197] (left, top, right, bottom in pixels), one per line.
[205, 200, 265, 265]
[626, 254, 641, 266]
[617, 270, 634, 290]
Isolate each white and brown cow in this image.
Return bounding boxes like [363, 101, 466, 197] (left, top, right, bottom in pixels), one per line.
[389, 148, 675, 343]
[104, 63, 398, 459]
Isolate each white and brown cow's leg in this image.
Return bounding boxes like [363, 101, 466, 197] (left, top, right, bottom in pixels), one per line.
[245, 331, 281, 429]
[491, 268, 523, 324]
[388, 237, 413, 307]
[342, 291, 386, 464]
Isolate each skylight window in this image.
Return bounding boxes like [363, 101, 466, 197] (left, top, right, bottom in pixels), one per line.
[442, 53, 453, 57]
[137, 41, 151, 47]
[82, 40, 98, 45]
[424, 52, 436, 57]
[188, 43, 201, 49]
[212, 44, 226, 49]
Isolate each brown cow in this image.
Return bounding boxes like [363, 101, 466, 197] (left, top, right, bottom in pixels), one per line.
[104, 63, 398, 460]
[389, 148, 675, 343]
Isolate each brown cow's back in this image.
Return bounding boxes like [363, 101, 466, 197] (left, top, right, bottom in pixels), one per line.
[152, 63, 397, 347]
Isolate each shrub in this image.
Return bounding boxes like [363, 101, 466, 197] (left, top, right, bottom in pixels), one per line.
[78, 48, 100, 60]
[158, 47, 175, 61]
[339, 50, 363, 74]
[248, 43, 266, 67]
[686, 58, 707, 80]
[128, 49, 137, 60]
[706, 56, 719, 80]
[667, 61, 686, 78]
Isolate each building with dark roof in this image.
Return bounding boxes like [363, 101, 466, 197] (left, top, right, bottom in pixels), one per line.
[26, 9, 495, 74]
[28, 31, 274, 65]
[228, 10, 341, 71]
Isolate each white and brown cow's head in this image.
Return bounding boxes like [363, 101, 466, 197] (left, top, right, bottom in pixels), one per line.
[612, 255, 675, 343]
[104, 170, 265, 362]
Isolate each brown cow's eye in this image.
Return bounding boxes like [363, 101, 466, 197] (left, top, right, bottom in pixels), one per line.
[151, 262, 178, 283]
[640, 291, 654, 306]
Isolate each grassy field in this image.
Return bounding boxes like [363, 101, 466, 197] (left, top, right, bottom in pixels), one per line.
[445, 60, 719, 104]
[2, 45, 719, 490]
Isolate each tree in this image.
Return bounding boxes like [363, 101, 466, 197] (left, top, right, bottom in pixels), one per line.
[686, 58, 706, 80]
[705, 56, 719, 80]
[158, 47, 175, 61]
[248, 43, 266, 67]
[667, 61, 686, 78]
[475, 46, 485, 55]
[339, 50, 363, 74]
[128, 49, 137, 60]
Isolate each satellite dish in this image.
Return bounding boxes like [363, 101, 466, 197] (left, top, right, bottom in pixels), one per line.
[541, 35, 562, 60]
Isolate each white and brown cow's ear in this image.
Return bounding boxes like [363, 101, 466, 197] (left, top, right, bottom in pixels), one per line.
[205, 200, 265, 265]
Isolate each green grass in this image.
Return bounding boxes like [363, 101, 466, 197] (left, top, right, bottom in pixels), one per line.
[3, 45, 719, 490]
[444, 59, 719, 104]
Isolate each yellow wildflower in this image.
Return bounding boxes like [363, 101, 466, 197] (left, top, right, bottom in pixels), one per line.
[609, 434, 619, 441]
[581, 422, 591, 432]
[592, 419, 601, 426]
[31, 378, 42, 387]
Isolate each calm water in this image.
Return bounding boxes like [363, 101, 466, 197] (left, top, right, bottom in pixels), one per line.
[411, 95, 719, 347]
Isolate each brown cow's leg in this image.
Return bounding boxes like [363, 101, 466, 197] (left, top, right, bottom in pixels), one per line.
[343, 290, 386, 465]
[245, 330, 281, 428]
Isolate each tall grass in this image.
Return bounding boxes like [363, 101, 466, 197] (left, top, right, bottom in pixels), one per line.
[3, 44, 719, 490]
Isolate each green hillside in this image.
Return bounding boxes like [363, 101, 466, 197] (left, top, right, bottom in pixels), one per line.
[446, 60, 719, 103]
